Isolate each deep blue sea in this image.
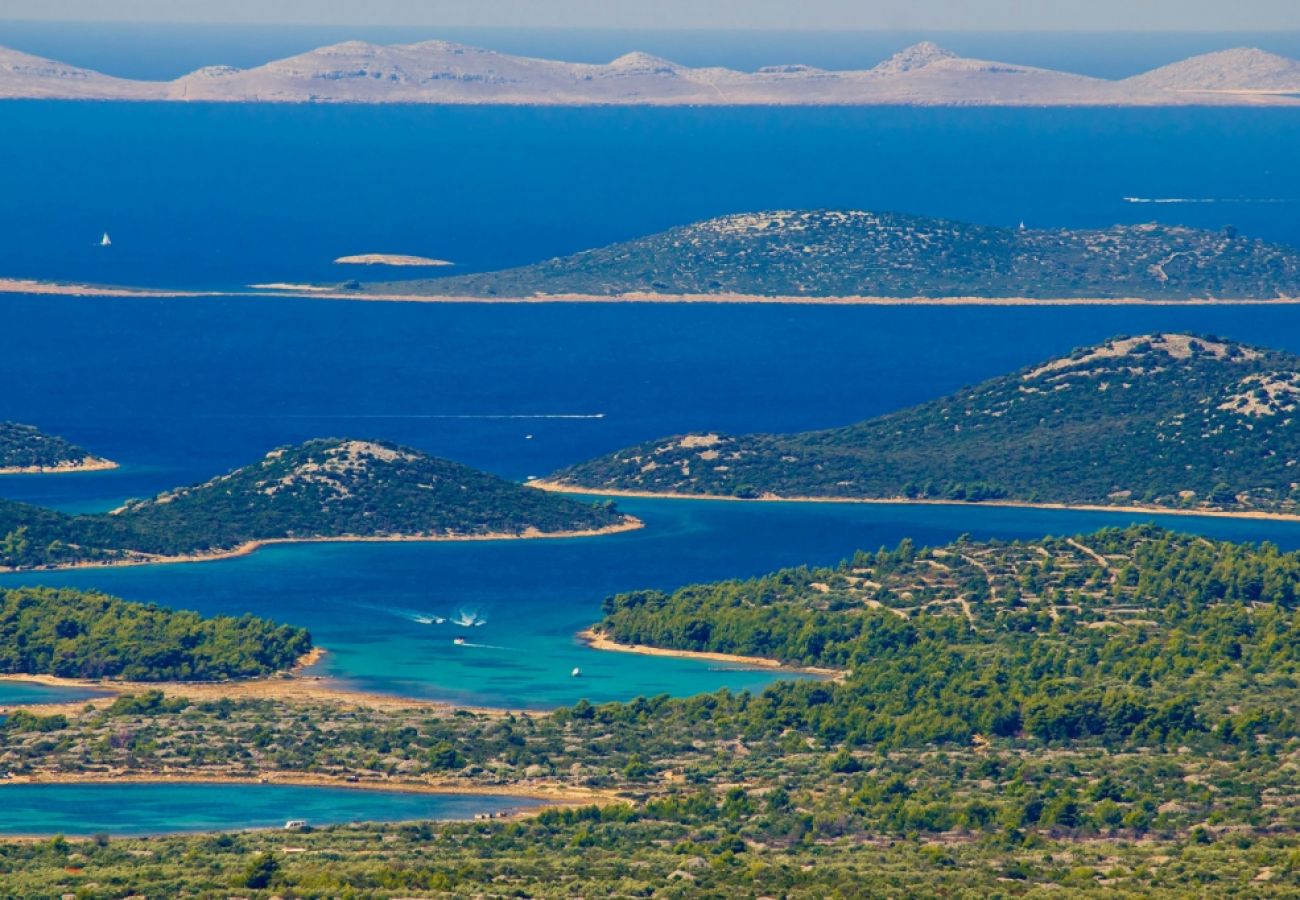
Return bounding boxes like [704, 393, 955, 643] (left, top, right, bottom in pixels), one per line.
[1, 28, 1299, 831]
[0, 104, 1298, 289]
[1, 47, 1299, 711]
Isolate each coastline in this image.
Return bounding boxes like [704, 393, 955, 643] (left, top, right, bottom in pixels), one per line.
[578, 628, 844, 679]
[0, 455, 117, 475]
[0, 667, 515, 718]
[7, 277, 1300, 306]
[0, 771, 615, 808]
[529, 480, 1300, 525]
[0, 515, 643, 574]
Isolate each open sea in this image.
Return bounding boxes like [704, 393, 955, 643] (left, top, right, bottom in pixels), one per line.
[1, 30, 1300, 710]
[2, 25, 1300, 831]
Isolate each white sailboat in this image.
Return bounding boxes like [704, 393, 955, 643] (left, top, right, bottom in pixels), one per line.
[100, 232, 112, 247]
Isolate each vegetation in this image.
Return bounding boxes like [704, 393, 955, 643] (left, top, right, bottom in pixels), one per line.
[0, 586, 310, 681]
[4, 525, 1300, 893]
[370, 210, 1300, 300]
[595, 525, 1300, 748]
[551, 333, 1300, 514]
[0, 437, 627, 569]
[0, 421, 109, 471]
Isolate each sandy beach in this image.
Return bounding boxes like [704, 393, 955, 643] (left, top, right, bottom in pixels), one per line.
[0, 455, 118, 475]
[0, 648, 516, 717]
[0, 516, 643, 575]
[530, 480, 1300, 525]
[578, 628, 844, 679]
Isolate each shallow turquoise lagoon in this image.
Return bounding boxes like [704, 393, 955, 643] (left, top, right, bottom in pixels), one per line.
[0, 783, 538, 836]
[0, 681, 109, 708]
[6, 496, 1300, 709]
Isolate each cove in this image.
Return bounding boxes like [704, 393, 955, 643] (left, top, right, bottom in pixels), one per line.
[7, 496, 1300, 710]
[0, 783, 540, 836]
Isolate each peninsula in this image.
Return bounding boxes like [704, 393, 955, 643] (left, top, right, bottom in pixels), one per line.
[7, 524, 1300, 894]
[0, 585, 310, 682]
[368, 211, 1300, 301]
[542, 333, 1300, 517]
[0, 438, 637, 570]
[0, 421, 116, 474]
[2, 40, 1298, 106]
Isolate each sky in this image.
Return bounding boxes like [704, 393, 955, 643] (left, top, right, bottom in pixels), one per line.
[4, 0, 1299, 31]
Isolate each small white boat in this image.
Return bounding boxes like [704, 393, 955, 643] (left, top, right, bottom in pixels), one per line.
[453, 637, 466, 646]
[100, 232, 112, 247]
[571, 667, 581, 677]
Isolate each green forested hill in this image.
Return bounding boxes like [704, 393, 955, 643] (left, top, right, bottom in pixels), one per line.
[0, 586, 310, 680]
[0, 421, 112, 471]
[595, 524, 1300, 746]
[0, 438, 628, 569]
[369, 210, 1300, 300]
[549, 333, 1300, 515]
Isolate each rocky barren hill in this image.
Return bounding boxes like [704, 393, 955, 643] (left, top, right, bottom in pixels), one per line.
[545, 334, 1300, 516]
[2, 40, 1298, 105]
[373, 210, 1300, 300]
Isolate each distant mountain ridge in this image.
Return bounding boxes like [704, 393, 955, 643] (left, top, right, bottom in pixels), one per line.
[544, 333, 1300, 517]
[2, 40, 1298, 105]
[369, 210, 1300, 301]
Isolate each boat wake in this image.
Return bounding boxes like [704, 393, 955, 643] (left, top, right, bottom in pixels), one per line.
[1122, 196, 1294, 204]
[450, 607, 488, 628]
[363, 603, 445, 625]
[200, 413, 606, 420]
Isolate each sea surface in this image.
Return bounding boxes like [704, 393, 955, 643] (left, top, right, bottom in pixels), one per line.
[0, 89, 1298, 710]
[0, 104, 1297, 291]
[0, 783, 538, 835]
[5, 300, 1300, 705]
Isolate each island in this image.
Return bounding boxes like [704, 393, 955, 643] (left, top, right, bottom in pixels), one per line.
[5, 524, 1299, 894]
[0, 437, 638, 570]
[541, 333, 1300, 517]
[367, 211, 1300, 302]
[334, 254, 452, 266]
[0, 421, 116, 474]
[0, 585, 310, 682]
[2, 40, 1298, 106]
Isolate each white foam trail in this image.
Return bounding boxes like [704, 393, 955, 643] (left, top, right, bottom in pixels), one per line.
[360, 603, 444, 625]
[196, 413, 605, 420]
[1122, 196, 1294, 204]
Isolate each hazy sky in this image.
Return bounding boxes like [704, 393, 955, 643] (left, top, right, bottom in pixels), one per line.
[4, 0, 1299, 31]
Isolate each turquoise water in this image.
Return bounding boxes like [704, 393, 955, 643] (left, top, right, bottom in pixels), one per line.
[0, 680, 108, 707]
[7, 495, 1300, 709]
[0, 783, 538, 836]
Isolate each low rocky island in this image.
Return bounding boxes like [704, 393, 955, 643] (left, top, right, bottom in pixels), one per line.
[0, 438, 637, 570]
[367, 210, 1300, 302]
[0, 421, 116, 474]
[542, 333, 1300, 517]
[334, 254, 452, 266]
